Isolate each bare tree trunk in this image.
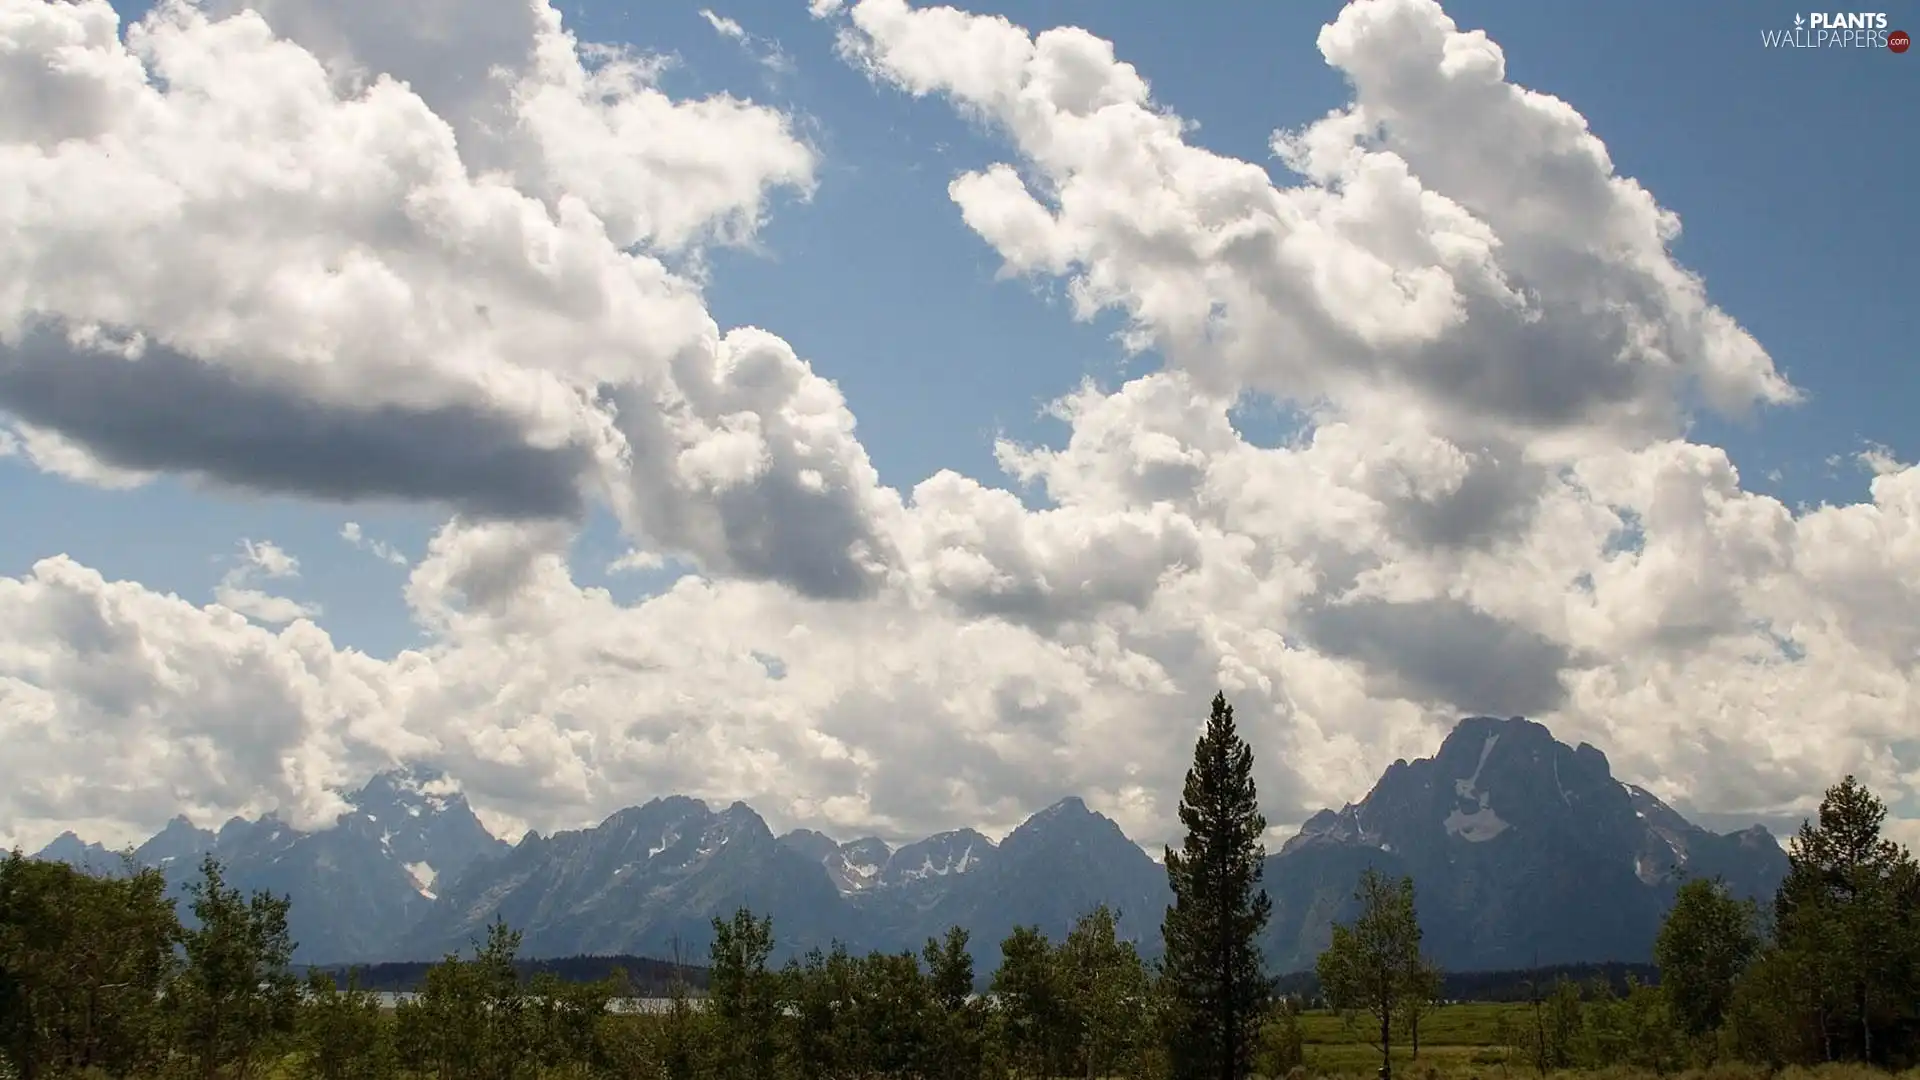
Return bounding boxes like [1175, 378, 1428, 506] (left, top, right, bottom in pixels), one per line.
[1380, 992, 1394, 1080]
[1859, 980, 1871, 1063]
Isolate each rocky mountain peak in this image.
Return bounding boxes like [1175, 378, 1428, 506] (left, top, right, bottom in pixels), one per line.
[1004, 796, 1121, 851]
[778, 828, 841, 863]
[33, 831, 117, 872]
[339, 769, 506, 893]
[880, 828, 995, 888]
[842, 836, 892, 863]
[1261, 716, 1791, 972]
[719, 800, 770, 834]
[135, 815, 216, 869]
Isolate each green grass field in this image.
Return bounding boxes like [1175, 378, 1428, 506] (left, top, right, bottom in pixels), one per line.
[1295, 1002, 1529, 1076]
[302, 1001, 1920, 1080]
[1288, 1006, 1920, 1080]
[1299, 1002, 1529, 1045]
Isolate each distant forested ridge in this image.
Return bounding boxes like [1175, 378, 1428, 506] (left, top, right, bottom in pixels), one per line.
[308, 952, 710, 994]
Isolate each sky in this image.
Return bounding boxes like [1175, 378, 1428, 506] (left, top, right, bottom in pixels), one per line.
[1, 0, 1916, 855]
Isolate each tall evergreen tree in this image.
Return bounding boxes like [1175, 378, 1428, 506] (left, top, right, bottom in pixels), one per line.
[1160, 691, 1274, 1080]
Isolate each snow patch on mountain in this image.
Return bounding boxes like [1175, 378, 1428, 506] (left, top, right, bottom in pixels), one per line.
[405, 860, 438, 898]
[876, 829, 997, 890]
[1445, 731, 1511, 842]
[823, 837, 894, 894]
[899, 840, 982, 881]
[1454, 732, 1500, 801]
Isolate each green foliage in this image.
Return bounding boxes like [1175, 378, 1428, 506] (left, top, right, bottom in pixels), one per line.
[527, 968, 626, 1073]
[1053, 905, 1153, 1079]
[1160, 691, 1273, 1080]
[991, 924, 1067, 1078]
[1398, 951, 1443, 1059]
[923, 927, 986, 1080]
[1578, 976, 1683, 1073]
[1538, 977, 1582, 1073]
[0, 850, 177, 1079]
[778, 943, 854, 1079]
[393, 920, 536, 1080]
[1655, 876, 1760, 1044]
[707, 909, 778, 1080]
[169, 855, 300, 1080]
[1255, 996, 1307, 1076]
[1768, 775, 1920, 1066]
[1317, 869, 1436, 1079]
[1724, 943, 1824, 1066]
[296, 969, 390, 1080]
[857, 949, 940, 1076]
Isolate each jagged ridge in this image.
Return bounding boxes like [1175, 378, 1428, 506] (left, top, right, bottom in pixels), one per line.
[30, 718, 1788, 971]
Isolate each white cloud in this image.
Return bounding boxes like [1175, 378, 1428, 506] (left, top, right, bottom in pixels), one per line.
[837, 0, 1797, 452]
[607, 548, 667, 574]
[213, 538, 321, 625]
[1, 555, 399, 843]
[1, 0, 1915, 867]
[0, 0, 829, 585]
[698, 8, 794, 75]
[1, 421, 154, 489]
[340, 522, 410, 567]
[700, 10, 746, 41]
[239, 539, 302, 580]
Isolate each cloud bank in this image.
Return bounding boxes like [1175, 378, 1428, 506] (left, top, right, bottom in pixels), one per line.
[1, 0, 1914, 854]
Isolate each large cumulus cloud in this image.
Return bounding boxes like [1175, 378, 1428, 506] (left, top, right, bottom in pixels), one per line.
[1, 0, 1914, 855]
[0, 0, 888, 598]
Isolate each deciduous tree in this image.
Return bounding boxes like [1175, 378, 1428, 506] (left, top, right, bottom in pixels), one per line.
[708, 908, 779, 1080]
[1058, 905, 1150, 1080]
[992, 925, 1067, 1079]
[1316, 869, 1426, 1080]
[1771, 775, 1920, 1063]
[170, 856, 299, 1080]
[298, 968, 391, 1080]
[1654, 876, 1759, 1049]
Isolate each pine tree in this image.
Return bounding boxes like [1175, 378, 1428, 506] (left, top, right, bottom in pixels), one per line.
[1160, 691, 1274, 1080]
[924, 926, 985, 1080]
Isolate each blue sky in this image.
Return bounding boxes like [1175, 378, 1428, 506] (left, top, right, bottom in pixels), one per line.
[1, 0, 1915, 849]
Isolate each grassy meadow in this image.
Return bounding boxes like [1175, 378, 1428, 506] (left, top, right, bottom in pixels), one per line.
[1294, 1001, 1529, 1074]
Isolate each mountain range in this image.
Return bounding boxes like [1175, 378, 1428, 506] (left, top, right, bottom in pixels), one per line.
[24, 716, 1789, 972]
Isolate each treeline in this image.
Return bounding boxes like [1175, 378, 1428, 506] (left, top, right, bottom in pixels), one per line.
[312, 954, 710, 995]
[334, 952, 1654, 1005]
[5, 693, 1920, 1079]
